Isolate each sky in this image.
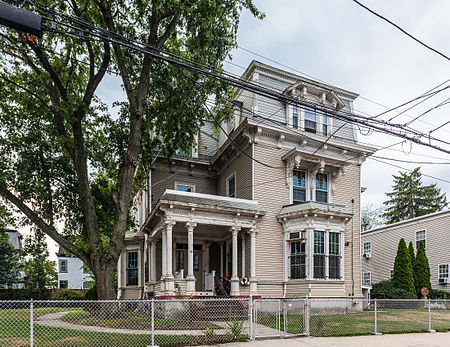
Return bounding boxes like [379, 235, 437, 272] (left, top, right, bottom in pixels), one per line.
[20, 0, 450, 258]
[226, 0, 450, 208]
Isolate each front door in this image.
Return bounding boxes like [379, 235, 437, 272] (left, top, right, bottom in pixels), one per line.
[193, 249, 202, 291]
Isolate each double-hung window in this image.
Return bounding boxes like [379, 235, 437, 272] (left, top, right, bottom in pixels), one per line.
[59, 259, 68, 273]
[293, 170, 306, 203]
[416, 230, 426, 249]
[127, 250, 138, 286]
[290, 233, 306, 279]
[363, 242, 371, 256]
[363, 272, 371, 286]
[292, 105, 299, 129]
[59, 280, 68, 289]
[328, 232, 340, 279]
[438, 264, 448, 283]
[315, 173, 328, 203]
[322, 114, 328, 136]
[314, 231, 325, 278]
[226, 173, 236, 198]
[145, 247, 149, 283]
[304, 107, 317, 133]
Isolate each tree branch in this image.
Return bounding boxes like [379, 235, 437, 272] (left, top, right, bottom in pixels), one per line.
[0, 184, 89, 265]
[83, 39, 111, 105]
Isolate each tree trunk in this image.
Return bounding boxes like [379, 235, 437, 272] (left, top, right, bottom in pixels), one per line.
[94, 260, 117, 300]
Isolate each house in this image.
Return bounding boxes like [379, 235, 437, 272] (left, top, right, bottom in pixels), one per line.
[56, 247, 93, 289]
[361, 209, 450, 295]
[3, 229, 24, 289]
[117, 60, 377, 300]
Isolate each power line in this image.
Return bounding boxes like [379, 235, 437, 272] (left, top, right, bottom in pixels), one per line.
[350, 0, 450, 62]
[404, 97, 450, 127]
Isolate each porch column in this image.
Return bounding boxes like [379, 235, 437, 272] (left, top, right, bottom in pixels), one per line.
[220, 242, 224, 277]
[249, 227, 258, 295]
[205, 242, 211, 273]
[230, 226, 241, 296]
[161, 230, 166, 293]
[306, 227, 314, 280]
[186, 222, 197, 295]
[165, 220, 176, 295]
[150, 239, 157, 283]
[241, 233, 246, 278]
[325, 229, 330, 279]
[225, 240, 230, 276]
[283, 230, 289, 282]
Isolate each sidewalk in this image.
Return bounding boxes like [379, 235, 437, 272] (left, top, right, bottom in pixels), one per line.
[224, 332, 450, 347]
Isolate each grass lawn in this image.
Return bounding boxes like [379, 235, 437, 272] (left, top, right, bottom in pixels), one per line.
[257, 308, 450, 337]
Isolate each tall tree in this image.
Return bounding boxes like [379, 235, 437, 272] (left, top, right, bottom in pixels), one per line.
[360, 203, 384, 231]
[392, 238, 415, 294]
[22, 229, 57, 294]
[408, 241, 416, 286]
[414, 241, 431, 297]
[0, 230, 21, 289]
[383, 168, 447, 224]
[0, 0, 263, 299]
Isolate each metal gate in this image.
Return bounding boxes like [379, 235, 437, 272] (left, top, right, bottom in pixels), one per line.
[283, 299, 307, 337]
[253, 299, 281, 338]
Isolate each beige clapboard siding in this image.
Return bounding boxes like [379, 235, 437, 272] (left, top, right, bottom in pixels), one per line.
[217, 144, 253, 200]
[253, 144, 288, 297]
[361, 211, 450, 292]
[151, 165, 216, 209]
[332, 163, 362, 297]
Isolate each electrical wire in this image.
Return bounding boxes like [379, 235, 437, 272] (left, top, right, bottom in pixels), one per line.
[351, 0, 450, 62]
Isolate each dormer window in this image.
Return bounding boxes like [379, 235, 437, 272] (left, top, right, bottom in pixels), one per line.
[304, 107, 317, 133]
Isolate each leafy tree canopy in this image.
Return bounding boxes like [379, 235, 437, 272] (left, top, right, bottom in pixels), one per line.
[383, 167, 447, 224]
[0, 0, 263, 299]
[360, 203, 384, 232]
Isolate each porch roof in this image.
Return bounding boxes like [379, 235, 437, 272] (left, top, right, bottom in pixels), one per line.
[278, 201, 353, 219]
[159, 190, 264, 213]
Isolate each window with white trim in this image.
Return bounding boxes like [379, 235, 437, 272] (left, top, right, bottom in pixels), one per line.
[59, 280, 68, 289]
[322, 113, 328, 136]
[59, 259, 68, 273]
[363, 242, 371, 256]
[329, 232, 341, 279]
[416, 230, 426, 249]
[304, 107, 317, 133]
[226, 173, 236, 198]
[174, 182, 196, 192]
[314, 231, 325, 279]
[292, 105, 299, 129]
[127, 250, 138, 286]
[438, 264, 448, 283]
[315, 173, 328, 203]
[363, 272, 371, 286]
[293, 170, 306, 204]
[289, 232, 306, 279]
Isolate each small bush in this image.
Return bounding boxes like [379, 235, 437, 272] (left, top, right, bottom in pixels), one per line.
[371, 280, 416, 299]
[227, 319, 244, 339]
[51, 289, 85, 300]
[429, 289, 449, 299]
[84, 285, 97, 300]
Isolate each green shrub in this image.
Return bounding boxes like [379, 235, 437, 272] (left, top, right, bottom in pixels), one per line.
[84, 285, 97, 300]
[371, 280, 416, 299]
[429, 289, 449, 299]
[51, 289, 85, 300]
[392, 238, 415, 294]
[414, 241, 431, 297]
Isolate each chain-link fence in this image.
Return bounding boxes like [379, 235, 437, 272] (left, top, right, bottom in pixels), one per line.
[0, 298, 449, 346]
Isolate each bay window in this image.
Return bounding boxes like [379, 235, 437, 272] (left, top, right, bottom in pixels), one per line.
[328, 232, 340, 279]
[127, 250, 138, 286]
[314, 231, 325, 278]
[290, 239, 306, 279]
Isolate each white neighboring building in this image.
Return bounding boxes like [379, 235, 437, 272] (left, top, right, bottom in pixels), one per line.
[4, 229, 25, 289]
[57, 247, 93, 289]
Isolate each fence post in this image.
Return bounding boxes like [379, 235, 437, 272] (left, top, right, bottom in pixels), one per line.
[248, 296, 254, 340]
[30, 299, 34, 347]
[283, 300, 286, 338]
[151, 298, 155, 346]
[428, 299, 436, 333]
[373, 298, 381, 335]
[304, 298, 310, 336]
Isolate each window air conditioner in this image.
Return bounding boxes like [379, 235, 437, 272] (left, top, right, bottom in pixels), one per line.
[363, 253, 371, 259]
[438, 278, 448, 284]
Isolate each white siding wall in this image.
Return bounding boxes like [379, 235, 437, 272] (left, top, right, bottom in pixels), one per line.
[57, 257, 93, 289]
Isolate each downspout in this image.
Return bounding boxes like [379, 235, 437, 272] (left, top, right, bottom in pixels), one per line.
[351, 198, 355, 297]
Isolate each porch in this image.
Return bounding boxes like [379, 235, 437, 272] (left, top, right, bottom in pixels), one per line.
[143, 190, 264, 297]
